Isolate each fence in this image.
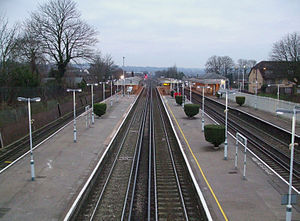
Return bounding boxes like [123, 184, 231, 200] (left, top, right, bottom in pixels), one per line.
[0, 86, 115, 147]
[227, 92, 300, 122]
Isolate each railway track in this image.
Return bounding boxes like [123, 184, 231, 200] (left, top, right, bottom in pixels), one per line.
[186, 89, 300, 191]
[69, 84, 208, 220]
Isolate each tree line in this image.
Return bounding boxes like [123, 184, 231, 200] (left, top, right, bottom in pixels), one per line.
[205, 32, 299, 81]
[0, 0, 120, 88]
[155, 66, 185, 79]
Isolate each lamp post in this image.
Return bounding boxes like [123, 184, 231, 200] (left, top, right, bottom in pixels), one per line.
[218, 89, 236, 160]
[198, 86, 211, 131]
[276, 106, 300, 221]
[99, 81, 107, 101]
[109, 80, 113, 106]
[120, 75, 125, 96]
[17, 97, 41, 181]
[235, 66, 239, 91]
[67, 89, 82, 143]
[177, 80, 179, 93]
[122, 56, 125, 97]
[255, 80, 258, 110]
[182, 80, 185, 107]
[268, 83, 285, 101]
[86, 83, 98, 124]
[189, 81, 192, 103]
[116, 79, 119, 98]
[243, 65, 246, 91]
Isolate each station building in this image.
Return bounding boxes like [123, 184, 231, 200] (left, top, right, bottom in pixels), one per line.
[157, 73, 227, 96]
[188, 73, 227, 95]
[115, 76, 143, 93]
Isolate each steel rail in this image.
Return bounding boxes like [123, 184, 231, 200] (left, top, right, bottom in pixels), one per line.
[89, 94, 144, 221]
[155, 88, 189, 220]
[122, 87, 149, 220]
[147, 86, 153, 220]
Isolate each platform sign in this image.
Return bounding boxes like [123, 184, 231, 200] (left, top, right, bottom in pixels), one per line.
[281, 194, 297, 205]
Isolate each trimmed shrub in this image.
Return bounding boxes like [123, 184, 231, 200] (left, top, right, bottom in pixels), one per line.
[175, 95, 183, 105]
[170, 90, 174, 97]
[236, 96, 245, 106]
[184, 104, 200, 118]
[216, 93, 220, 98]
[204, 124, 225, 147]
[94, 103, 107, 117]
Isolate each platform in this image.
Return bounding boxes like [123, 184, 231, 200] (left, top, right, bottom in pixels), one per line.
[0, 94, 138, 221]
[161, 94, 300, 221]
[206, 92, 300, 135]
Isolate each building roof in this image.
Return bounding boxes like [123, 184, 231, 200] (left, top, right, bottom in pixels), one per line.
[251, 61, 298, 80]
[115, 76, 142, 86]
[188, 72, 227, 84]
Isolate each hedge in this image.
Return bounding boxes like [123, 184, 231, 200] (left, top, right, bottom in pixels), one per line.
[204, 124, 225, 147]
[184, 104, 200, 118]
[236, 96, 245, 106]
[175, 95, 183, 105]
[94, 103, 107, 117]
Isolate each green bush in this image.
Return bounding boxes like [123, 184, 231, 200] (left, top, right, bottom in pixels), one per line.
[175, 95, 183, 105]
[184, 104, 200, 118]
[94, 103, 107, 117]
[170, 90, 174, 97]
[204, 124, 225, 147]
[236, 96, 245, 106]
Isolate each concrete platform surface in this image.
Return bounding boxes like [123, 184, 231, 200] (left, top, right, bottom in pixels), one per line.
[162, 94, 300, 221]
[0, 95, 137, 221]
[204, 92, 300, 135]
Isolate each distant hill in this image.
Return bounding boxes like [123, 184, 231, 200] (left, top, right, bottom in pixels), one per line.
[123, 66, 205, 77]
[70, 64, 205, 77]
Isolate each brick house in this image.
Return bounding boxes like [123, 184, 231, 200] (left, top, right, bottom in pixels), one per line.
[248, 61, 296, 94]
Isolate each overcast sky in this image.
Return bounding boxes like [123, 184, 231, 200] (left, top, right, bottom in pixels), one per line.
[1, 0, 299, 68]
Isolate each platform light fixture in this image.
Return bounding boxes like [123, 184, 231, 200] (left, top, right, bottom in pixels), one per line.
[197, 85, 211, 131]
[120, 75, 125, 96]
[276, 106, 300, 221]
[17, 96, 41, 181]
[218, 89, 236, 160]
[86, 83, 98, 124]
[267, 83, 285, 101]
[67, 88, 82, 143]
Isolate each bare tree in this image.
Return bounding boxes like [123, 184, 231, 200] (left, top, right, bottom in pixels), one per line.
[13, 32, 46, 76]
[0, 15, 18, 68]
[270, 32, 300, 62]
[28, 0, 98, 80]
[89, 53, 117, 81]
[237, 59, 248, 69]
[0, 15, 19, 85]
[247, 59, 257, 68]
[205, 55, 234, 76]
[220, 56, 234, 76]
[205, 55, 222, 74]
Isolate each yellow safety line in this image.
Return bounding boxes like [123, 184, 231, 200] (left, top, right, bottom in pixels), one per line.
[4, 161, 12, 164]
[166, 101, 228, 221]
